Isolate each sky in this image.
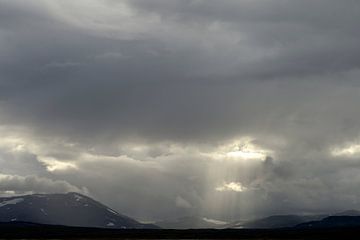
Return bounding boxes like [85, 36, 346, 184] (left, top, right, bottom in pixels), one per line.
[1, 0, 360, 222]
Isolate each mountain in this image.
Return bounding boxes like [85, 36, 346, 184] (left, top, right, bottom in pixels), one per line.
[0, 192, 157, 229]
[296, 216, 360, 229]
[157, 210, 360, 230]
[156, 214, 327, 229]
[227, 214, 325, 229]
[155, 216, 227, 229]
[333, 210, 360, 216]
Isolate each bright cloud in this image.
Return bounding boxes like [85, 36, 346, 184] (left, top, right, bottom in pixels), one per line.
[37, 156, 78, 172]
[215, 182, 247, 192]
[206, 138, 272, 162]
[331, 143, 360, 157]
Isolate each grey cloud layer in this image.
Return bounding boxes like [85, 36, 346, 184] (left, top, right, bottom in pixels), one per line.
[0, 174, 86, 195]
[0, 0, 360, 221]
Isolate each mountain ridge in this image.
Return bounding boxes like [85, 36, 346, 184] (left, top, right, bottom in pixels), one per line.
[0, 192, 157, 229]
[296, 216, 360, 229]
[155, 216, 228, 229]
[2, 192, 360, 230]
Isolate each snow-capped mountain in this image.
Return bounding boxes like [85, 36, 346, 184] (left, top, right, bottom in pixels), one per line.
[0, 192, 156, 229]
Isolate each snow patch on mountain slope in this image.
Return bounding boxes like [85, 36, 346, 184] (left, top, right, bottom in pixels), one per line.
[40, 208, 48, 215]
[107, 208, 118, 215]
[106, 222, 115, 226]
[0, 198, 24, 207]
[33, 194, 47, 198]
[73, 194, 84, 202]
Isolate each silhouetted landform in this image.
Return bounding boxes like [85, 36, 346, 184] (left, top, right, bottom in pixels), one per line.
[3, 191, 360, 233]
[296, 216, 360, 229]
[1, 221, 360, 239]
[228, 215, 326, 229]
[156, 216, 227, 229]
[0, 192, 156, 229]
[155, 215, 326, 230]
[333, 210, 360, 216]
[160, 213, 342, 229]
[225, 210, 360, 229]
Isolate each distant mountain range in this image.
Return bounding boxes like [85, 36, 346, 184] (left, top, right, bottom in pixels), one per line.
[1, 192, 360, 230]
[296, 216, 360, 229]
[228, 214, 326, 229]
[333, 210, 360, 216]
[157, 210, 360, 229]
[155, 216, 228, 229]
[0, 192, 156, 229]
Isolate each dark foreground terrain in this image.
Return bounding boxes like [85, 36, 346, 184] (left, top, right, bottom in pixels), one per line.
[1, 222, 360, 239]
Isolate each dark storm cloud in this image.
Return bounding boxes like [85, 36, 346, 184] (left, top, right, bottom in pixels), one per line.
[1, 0, 360, 221]
[129, 0, 360, 79]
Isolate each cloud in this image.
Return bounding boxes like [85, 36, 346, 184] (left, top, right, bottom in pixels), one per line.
[0, 0, 360, 221]
[0, 174, 87, 195]
[331, 142, 360, 158]
[216, 182, 247, 193]
[175, 196, 192, 209]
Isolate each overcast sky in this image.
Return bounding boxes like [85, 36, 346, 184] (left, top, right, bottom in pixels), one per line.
[1, 0, 360, 222]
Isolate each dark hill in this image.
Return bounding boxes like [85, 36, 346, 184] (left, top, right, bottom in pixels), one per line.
[0, 192, 156, 229]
